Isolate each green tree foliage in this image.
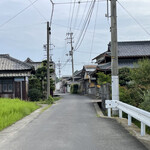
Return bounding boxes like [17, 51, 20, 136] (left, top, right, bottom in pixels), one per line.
[139, 90, 150, 112]
[119, 67, 131, 86]
[130, 59, 150, 89]
[119, 59, 150, 112]
[97, 72, 111, 85]
[28, 88, 42, 101]
[28, 60, 55, 99]
[29, 77, 41, 91]
[44, 95, 54, 104]
[71, 84, 79, 94]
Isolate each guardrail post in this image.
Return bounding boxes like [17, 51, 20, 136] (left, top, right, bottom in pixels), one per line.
[141, 122, 145, 136]
[119, 109, 122, 118]
[108, 108, 111, 117]
[128, 115, 132, 126]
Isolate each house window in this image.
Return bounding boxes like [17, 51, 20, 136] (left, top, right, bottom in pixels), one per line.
[3, 84, 7, 92]
[0, 80, 13, 93]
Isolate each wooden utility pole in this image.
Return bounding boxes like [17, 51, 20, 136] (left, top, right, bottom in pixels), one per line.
[67, 32, 74, 82]
[57, 60, 61, 79]
[111, 0, 119, 115]
[47, 22, 50, 99]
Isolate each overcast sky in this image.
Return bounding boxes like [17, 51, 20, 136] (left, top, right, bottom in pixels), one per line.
[0, 0, 150, 77]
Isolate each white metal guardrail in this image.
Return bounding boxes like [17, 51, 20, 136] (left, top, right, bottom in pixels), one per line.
[105, 100, 150, 136]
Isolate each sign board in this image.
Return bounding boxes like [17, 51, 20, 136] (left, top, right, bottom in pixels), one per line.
[14, 78, 24, 82]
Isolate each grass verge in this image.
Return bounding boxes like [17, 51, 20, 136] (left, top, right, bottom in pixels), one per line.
[38, 96, 61, 105]
[40, 104, 52, 113]
[0, 98, 40, 131]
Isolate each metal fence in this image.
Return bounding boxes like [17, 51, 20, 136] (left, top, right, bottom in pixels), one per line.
[106, 100, 150, 136]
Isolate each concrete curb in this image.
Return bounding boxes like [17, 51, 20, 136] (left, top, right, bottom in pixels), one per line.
[0, 104, 48, 145]
[93, 102, 150, 150]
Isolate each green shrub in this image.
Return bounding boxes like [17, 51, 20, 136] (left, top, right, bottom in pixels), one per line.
[130, 59, 150, 89]
[97, 72, 111, 85]
[139, 90, 150, 112]
[71, 84, 79, 94]
[119, 86, 135, 106]
[119, 67, 131, 86]
[29, 77, 41, 91]
[46, 95, 54, 104]
[28, 88, 42, 101]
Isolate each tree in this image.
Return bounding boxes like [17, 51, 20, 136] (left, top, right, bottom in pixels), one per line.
[97, 72, 111, 85]
[119, 67, 131, 86]
[130, 59, 150, 89]
[29, 60, 55, 98]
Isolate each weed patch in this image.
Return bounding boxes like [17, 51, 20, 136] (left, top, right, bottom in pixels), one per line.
[0, 98, 40, 131]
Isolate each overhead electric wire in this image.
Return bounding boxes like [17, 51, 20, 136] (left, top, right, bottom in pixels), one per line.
[88, 1, 99, 62]
[0, 22, 45, 31]
[74, 0, 88, 36]
[73, 1, 81, 30]
[74, 0, 96, 51]
[61, 58, 71, 69]
[69, 0, 76, 31]
[0, 0, 39, 28]
[74, 1, 94, 48]
[67, 0, 73, 32]
[117, 1, 150, 36]
[27, 0, 47, 21]
[54, 0, 106, 5]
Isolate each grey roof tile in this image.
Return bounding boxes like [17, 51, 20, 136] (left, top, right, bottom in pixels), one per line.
[0, 54, 33, 71]
[93, 41, 150, 60]
[97, 59, 138, 70]
[113, 41, 150, 57]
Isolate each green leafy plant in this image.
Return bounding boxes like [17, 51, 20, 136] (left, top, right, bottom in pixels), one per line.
[28, 88, 42, 101]
[97, 72, 111, 85]
[119, 67, 131, 86]
[130, 59, 150, 89]
[139, 90, 150, 112]
[46, 95, 54, 104]
[71, 84, 79, 94]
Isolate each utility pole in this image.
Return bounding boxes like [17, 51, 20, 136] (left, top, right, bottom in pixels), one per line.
[66, 32, 74, 82]
[111, 0, 119, 115]
[47, 22, 50, 99]
[57, 60, 61, 79]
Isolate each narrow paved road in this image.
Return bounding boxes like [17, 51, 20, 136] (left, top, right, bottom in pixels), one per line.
[0, 94, 147, 150]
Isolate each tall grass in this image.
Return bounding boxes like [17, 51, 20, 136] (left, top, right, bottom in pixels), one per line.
[0, 98, 40, 131]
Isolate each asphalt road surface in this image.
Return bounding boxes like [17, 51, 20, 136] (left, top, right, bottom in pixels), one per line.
[0, 94, 148, 150]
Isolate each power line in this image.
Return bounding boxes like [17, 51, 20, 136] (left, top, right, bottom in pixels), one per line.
[0, 22, 45, 31]
[27, 0, 47, 21]
[54, 0, 106, 5]
[67, 0, 73, 32]
[75, 50, 99, 54]
[117, 1, 150, 36]
[69, 0, 76, 31]
[74, 0, 96, 51]
[0, 0, 39, 28]
[89, 1, 99, 62]
[74, 0, 89, 37]
[73, 1, 81, 30]
[74, 1, 94, 49]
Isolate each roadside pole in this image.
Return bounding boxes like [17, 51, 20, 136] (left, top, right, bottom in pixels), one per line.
[66, 32, 74, 82]
[111, 0, 119, 115]
[47, 22, 50, 99]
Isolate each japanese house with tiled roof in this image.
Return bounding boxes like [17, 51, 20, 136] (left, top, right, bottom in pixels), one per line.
[92, 41, 150, 73]
[0, 54, 34, 100]
[80, 65, 97, 94]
